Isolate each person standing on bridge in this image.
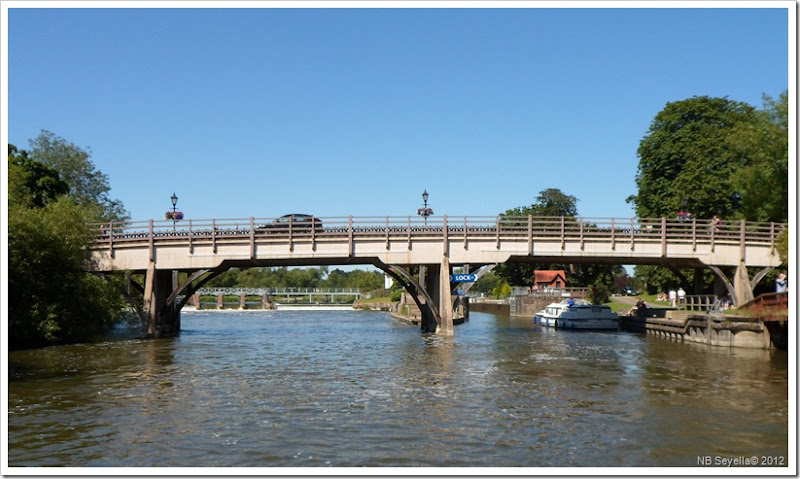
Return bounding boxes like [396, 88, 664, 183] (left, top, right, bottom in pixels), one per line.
[776, 273, 788, 293]
[711, 215, 723, 233]
[677, 287, 686, 306]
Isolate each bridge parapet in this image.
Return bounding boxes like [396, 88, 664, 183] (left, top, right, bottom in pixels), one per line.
[88, 215, 786, 338]
[90, 215, 785, 271]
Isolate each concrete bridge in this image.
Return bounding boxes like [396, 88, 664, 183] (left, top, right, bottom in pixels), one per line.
[88, 215, 785, 338]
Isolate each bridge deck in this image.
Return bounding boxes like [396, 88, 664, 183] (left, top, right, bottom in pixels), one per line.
[89, 215, 784, 272]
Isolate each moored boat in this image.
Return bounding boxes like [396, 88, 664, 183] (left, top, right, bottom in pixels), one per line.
[533, 300, 619, 330]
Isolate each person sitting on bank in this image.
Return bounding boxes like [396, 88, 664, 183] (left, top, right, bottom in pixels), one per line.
[636, 299, 648, 317]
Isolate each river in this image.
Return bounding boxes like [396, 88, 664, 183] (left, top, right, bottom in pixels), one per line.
[7, 309, 789, 469]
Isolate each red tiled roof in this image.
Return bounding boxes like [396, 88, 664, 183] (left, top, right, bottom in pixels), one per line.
[534, 270, 567, 284]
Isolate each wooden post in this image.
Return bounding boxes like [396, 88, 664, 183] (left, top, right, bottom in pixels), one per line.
[495, 217, 501, 249]
[148, 219, 154, 262]
[630, 218, 635, 251]
[107, 221, 114, 257]
[464, 216, 468, 250]
[442, 215, 449, 257]
[385, 216, 390, 250]
[188, 219, 194, 254]
[740, 219, 746, 263]
[610, 218, 615, 251]
[348, 215, 354, 257]
[249, 217, 255, 259]
[211, 219, 217, 253]
[527, 215, 533, 255]
[407, 216, 412, 251]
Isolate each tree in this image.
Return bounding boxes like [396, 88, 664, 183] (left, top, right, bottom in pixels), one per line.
[27, 130, 128, 222]
[626, 96, 758, 219]
[9, 144, 69, 208]
[627, 94, 788, 294]
[503, 188, 579, 217]
[729, 92, 789, 223]
[495, 188, 622, 290]
[9, 146, 126, 348]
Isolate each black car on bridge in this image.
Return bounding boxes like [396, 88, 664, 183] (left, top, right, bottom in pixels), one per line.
[258, 214, 323, 233]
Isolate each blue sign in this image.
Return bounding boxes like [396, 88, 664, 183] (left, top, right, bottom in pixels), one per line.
[451, 273, 477, 283]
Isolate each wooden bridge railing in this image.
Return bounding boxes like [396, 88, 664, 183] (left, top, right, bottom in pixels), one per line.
[93, 215, 785, 250]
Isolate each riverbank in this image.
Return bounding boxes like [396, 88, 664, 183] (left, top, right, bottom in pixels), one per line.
[472, 295, 785, 350]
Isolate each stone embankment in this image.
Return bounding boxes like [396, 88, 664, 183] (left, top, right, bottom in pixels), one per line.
[620, 310, 781, 349]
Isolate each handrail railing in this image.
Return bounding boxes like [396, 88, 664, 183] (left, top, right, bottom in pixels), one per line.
[93, 215, 786, 247]
[195, 287, 362, 296]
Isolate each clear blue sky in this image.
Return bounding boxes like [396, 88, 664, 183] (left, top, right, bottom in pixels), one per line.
[5, 3, 791, 223]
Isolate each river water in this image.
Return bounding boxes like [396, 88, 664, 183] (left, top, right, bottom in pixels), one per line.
[7, 309, 790, 469]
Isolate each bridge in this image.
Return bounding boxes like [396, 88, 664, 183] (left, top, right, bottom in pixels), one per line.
[190, 287, 363, 309]
[88, 215, 785, 338]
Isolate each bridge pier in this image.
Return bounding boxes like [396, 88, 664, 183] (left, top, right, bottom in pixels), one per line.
[708, 262, 773, 307]
[142, 264, 180, 338]
[419, 259, 454, 335]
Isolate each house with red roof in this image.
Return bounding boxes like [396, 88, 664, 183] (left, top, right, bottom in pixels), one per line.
[534, 270, 567, 290]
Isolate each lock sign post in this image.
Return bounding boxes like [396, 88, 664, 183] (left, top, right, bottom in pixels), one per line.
[450, 273, 477, 283]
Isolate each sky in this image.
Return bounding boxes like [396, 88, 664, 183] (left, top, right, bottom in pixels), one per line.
[4, 1, 793, 225]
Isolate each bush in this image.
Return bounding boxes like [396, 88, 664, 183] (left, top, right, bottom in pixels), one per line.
[389, 289, 403, 302]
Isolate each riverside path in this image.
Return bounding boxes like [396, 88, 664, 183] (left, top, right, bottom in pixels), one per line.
[88, 215, 785, 338]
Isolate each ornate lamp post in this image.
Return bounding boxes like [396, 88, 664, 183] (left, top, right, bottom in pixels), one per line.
[417, 189, 433, 225]
[169, 192, 179, 230]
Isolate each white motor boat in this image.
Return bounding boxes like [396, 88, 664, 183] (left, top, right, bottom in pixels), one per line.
[533, 300, 619, 330]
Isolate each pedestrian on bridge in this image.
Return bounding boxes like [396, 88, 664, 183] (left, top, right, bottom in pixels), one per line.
[776, 273, 788, 293]
[712, 215, 723, 233]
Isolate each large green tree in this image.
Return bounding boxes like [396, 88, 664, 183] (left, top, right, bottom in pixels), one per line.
[27, 130, 128, 222]
[627, 93, 789, 294]
[626, 96, 759, 219]
[728, 92, 789, 223]
[9, 144, 126, 349]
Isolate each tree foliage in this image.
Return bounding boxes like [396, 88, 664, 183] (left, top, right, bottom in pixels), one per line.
[728, 92, 789, 223]
[495, 188, 624, 289]
[9, 143, 127, 349]
[27, 130, 128, 222]
[626, 96, 759, 219]
[206, 267, 386, 293]
[628, 93, 789, 293]
[503, 188, 579, 217]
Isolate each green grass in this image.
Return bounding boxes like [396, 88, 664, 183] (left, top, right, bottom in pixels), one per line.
[354, 296, 393, 303]
[604, 299, 635, 315]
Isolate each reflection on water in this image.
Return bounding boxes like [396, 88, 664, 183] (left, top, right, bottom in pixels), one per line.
[8, 310, 788, 468]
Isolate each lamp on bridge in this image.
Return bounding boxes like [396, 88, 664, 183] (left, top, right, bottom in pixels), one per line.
[170, 192, 178, 230]
[417, 189, 433, 225]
